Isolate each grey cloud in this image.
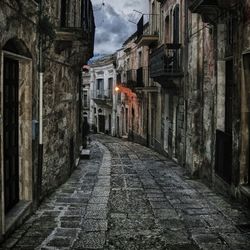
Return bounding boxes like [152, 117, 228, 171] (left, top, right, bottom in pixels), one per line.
[124, 0, 141, 8]
[93, 3, 135, 54]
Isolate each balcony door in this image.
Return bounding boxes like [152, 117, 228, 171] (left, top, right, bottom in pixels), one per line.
[3, 57, 19, 213]
[164, 94, 170, 152]
[173, 5, 179, 44]
[98, 115, 105, 133]
[97, 79, 104, 98]
[215, 60, 233, 184]
[243, 53, 250, 185]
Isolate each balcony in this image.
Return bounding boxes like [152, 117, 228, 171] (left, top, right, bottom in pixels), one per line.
[54, 26, 94, 68]
[188, 0, 235, 24]
[135, 16, 158, 47]
[188, 0, 219, 23]
[55, 27, 86, 42]
[126, 69, 137, 88]
[92, 90, 113, 108]
[189, 0, 238, 11]
[149, 44, 183, 84]
[136, 31, 159, 47]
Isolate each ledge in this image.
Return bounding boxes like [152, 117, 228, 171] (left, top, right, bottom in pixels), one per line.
[5, 200, 32, 236]
[240, 185, 250, 198]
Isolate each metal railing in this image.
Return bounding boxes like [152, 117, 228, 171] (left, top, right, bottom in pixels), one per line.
[150, 44, 182, 78]
[126, 69, 137, 88]
[91, 90, 113, 100]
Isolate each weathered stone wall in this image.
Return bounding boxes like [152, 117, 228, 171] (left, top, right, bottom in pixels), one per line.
[42, 61, 79, 194]
[0, 0, 38, 237]
[186, 14, 204, 176]
[40, 0, 94, 196]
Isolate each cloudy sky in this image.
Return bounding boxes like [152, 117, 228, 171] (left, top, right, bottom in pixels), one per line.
[91, 0, 148, 55]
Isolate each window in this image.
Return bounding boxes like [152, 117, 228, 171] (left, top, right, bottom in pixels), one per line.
[152, 2, 156, 33]
[61, 0, 67, 27]
[97, 79, 103, 90]
[127, 59, 130, 70]
[165, 16, 170, 43]
[117, 73, 121, 83]
[108, 78, 113, 98]
[138, 51, 142, 68]
[81, 0, 86, 28]
[117, 92, 121, 102]
[173, 5, 180, 44]
[225, 16, 235, 57]
[97, 79, 104, 97]
[83, 91, 88, 108]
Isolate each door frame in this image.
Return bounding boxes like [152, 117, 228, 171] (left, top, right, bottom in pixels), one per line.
[1, 50, 33, 234]
[3, 56, 19, 214]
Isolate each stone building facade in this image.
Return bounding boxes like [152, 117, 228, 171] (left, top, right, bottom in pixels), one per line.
[147, 0, 250, 201]
[117, 23, 157, 146]
[113, 0, 250, 202]
[0, 0, 95, 241]
[187, 0, 250, 200]
[41, 0, 95, 196]
[86, 55, 118, 136]
[0, 0, 39, 240]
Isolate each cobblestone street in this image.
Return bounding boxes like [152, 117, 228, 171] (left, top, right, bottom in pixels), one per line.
[1, 134, 250, 250]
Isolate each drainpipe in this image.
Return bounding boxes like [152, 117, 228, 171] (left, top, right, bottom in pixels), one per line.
[183, 0, 189, 167]
[37, 0, 44, 202]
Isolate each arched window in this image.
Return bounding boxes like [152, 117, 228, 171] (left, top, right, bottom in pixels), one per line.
[152, 2, 157, 33]
[165, 15, 170, 43]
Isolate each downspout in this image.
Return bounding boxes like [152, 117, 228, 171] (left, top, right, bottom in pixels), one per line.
[183, 0, 189, 167]
[37, 0, 44, 202]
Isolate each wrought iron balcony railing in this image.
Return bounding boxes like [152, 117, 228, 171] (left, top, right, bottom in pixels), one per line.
[92, 90, 113, 101]
[125, 69, 137, 88]
[136, 16, 158, 47]
[149, 43, 183, 81]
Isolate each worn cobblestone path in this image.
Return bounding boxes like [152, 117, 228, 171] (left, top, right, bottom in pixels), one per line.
[1, 134, 250, 250]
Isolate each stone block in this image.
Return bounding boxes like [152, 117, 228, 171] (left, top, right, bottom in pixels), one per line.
[80, 149, 90, 159]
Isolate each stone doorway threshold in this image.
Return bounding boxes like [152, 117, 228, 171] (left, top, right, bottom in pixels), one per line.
[5, 200, 32, 237]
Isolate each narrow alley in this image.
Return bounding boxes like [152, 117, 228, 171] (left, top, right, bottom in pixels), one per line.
[1, 135, 250, 250]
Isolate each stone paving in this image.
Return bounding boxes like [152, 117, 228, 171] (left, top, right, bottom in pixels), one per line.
[1, 134, 250, 249]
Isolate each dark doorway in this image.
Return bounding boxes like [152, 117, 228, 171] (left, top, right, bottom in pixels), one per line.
[225, 60, 233, 134]
[126, 108, 128, 133]
[243, 53, 250, 185]
[215, 60, 233, 184]
[108, 114, 111, 134]
[61, 0, 67, 27]
[117, 116, 120, 137]
[3, 57, 19, 213]
[98, 115, 105, 133]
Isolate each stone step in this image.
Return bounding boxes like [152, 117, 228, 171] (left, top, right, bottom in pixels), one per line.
[80, 149, 90, 159]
